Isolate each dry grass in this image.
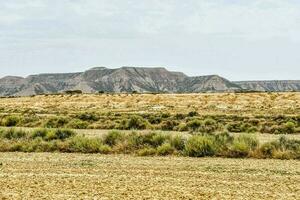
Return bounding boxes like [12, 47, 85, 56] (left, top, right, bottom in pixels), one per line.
[0, 153, 299, 199]
[0, 92, 299, 115]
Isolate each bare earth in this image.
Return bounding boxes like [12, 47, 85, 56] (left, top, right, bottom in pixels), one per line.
[0, 153, 299, 200]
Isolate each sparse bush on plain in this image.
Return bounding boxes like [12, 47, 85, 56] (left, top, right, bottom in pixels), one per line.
[44, 117, 69, 128]
[184, 135, 215, 157]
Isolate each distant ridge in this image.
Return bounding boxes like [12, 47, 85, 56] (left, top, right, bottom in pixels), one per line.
[0, 67, 299, 96]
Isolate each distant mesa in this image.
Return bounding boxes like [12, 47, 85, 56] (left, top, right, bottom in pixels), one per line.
[0, 66, 299, 96]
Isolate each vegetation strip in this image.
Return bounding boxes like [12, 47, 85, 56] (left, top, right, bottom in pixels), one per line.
[0, 128, 299, 159]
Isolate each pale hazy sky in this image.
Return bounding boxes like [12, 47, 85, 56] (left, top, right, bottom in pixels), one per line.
[0, 0, 300, 81]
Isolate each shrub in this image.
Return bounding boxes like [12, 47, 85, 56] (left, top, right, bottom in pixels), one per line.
[3, 116, 20, 127]
[148, 116, 162, 124]
[159, 120, 179, 131]
[45, 129, 76, 141]
[137, 147, 157, 156]
[0, 129, 27, 139]
[229, 134, 259, 157]
[170, 135, 185, 151]
[177, 123, 188, 132]
[188, 111, 198, 117]
[260, 142, 277, 158]
[67, 136, 111, 153]
[66, 119, 89, 129]
[157, 143, 174, 156]
[184, 135, 215, 157]
[226, 122, 246, 133]
[187, 119, 202, 132]
[213, 132, 234, 155]
[199, 118, 218, 133]
[126, 115, 148, 130]
[282, 121, 296, 134]
[44, 117, 69, 128]
[76, 112, 99, 121]
[31, 128, 48, 139]
[103, 131, 124, 146]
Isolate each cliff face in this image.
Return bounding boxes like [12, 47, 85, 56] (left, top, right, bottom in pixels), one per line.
[0, 67, 299, 96]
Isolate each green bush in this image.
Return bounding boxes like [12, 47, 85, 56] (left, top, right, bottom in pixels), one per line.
[31, 128, 48, 139]
[170, 135, 185, 151]
[127, 132, 169, 148]
[184, 135, 215, 157]
[126, 115, 149, 130]
[157, 143, 174, 156]
[213, 132, 234, 155]
[67, 136, 111, 153]
[103, 131, 124, 146]
[137, 147, 157, 156]
[159, 120, 179, 131]
[66, 119, 89, 129]
[148, 116, 162, 124]
[187, 119, 202, 132]
[44, 117, 69, 128]
[45, 129, 76, 141]
[282, 121, 296, 134]
[76, 112, 99, 121]
[199, 118, 218, 133]
[229, 134, 259, 157]
[0, 128, 27, 139]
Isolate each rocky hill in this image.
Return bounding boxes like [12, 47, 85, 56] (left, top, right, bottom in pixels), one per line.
[234, 80, 300, 92]
[0, 67, 299, 96]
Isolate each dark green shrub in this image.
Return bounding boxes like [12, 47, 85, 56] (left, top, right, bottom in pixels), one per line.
[187, 119, 202, 132]
[126, 132, 169, 148]
[0, 129, 27, 139]
[148, 116, 162, 124]
[188, 111, 198, 117]
[44, 117, 69, 128]
[161, 113, 171, 118]
[175, 113, 186, 120]
[3, 116, 20, 127]
[46, 129, 76, 141]
[184, 135, 215, 157]
[31, 128, 48, 139]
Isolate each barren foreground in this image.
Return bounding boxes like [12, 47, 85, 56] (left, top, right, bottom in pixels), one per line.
[0, 153, 299, 199]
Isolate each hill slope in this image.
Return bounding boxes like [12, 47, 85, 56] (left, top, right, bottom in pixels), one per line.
[235, 80, 300, 92]
[0, 67, 299, 96]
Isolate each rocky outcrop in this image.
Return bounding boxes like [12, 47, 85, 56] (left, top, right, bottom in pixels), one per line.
[0, 67, 299, 96]
[234, 80, 300, 92]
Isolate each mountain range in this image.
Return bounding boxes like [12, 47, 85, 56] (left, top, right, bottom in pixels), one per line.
[0, 67, 299, 96]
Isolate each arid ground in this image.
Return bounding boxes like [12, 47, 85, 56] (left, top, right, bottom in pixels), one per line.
[0, 153, 299, 200]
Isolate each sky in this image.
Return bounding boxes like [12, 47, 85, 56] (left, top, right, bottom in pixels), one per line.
[0, 0, 300, 81]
